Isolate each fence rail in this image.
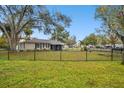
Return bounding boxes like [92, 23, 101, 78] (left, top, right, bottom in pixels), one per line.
[0, 49, 123, 61]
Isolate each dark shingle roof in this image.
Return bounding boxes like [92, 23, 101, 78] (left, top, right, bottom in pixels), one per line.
[49, 40, 64, 45]
[22, 38, 64, 45]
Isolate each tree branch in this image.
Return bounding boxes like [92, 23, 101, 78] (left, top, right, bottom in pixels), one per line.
[17, 19, 32, 35]
[16, 5, 29, 30]
[0, 22, 11, 44]
[6, 5, 15, 31]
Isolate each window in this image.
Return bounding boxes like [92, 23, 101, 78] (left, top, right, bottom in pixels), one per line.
[43, 43, 44, 48]
[35, 43, 40, 49]
[48, 44, 50, 48]
[46, 43, 48, 48]
[40, 43, 42, 49]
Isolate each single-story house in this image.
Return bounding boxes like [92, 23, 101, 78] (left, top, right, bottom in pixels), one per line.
[18, 38, 64, 51]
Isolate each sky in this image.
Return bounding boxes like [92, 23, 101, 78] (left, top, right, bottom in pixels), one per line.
[32, 5, 101, 42]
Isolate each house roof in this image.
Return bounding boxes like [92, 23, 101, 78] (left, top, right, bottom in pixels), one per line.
[49, 40, 64, 45]
[20, 38, 64, 45]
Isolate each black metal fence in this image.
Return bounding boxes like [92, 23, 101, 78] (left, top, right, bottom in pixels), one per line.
[0, 49, 123, 61]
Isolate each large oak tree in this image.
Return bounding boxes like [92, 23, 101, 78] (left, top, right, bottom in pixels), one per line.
[95, 5, 124, 64]
[0, 5, 71, 50]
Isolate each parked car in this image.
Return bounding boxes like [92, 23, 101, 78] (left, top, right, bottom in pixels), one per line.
[105, 45, 112, 49]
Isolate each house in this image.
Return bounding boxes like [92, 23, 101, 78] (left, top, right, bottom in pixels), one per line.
[18, 38, 64, 51]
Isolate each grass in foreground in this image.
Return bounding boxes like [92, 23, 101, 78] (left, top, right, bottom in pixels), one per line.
[0, 60, 124, 88]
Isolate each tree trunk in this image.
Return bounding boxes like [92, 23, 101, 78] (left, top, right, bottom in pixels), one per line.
[8, 33, 18, 51]
[8, 39, 17, 51]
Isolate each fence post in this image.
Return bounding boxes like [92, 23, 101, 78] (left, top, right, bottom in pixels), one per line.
[60, 51, 62, 61]
[8, 49, 10, 60]
[86, 50, 87, 61]
[122, 49, 124, 63]
[111, 49, 113, 61]
[34, 49, 36, 61]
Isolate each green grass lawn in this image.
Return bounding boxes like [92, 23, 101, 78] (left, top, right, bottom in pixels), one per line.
[0, 60, 124, 88]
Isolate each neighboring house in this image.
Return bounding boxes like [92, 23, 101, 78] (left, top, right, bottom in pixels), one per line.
[18, 38, 64, 51]
[114, 44, 123, 48]
[63, 44, 69, 49]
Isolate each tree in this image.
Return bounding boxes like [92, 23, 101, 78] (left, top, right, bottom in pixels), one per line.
[0, 5, 71, 50]
[82, 33, 97, 46]
[79, 40, 84, 46]
[107, 32, 118, 48]
[66, 36, 76, 48]
[50, 11, 72, 42]
[96, 27, 118, 47]
[23, 28, 33, 40]
[51, 26, 70, 43]
[0, 36, 8, 48]
[95, 5, 124, 64]
[96, 34, 108, 46]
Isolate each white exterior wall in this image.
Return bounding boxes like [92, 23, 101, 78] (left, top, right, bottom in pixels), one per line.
[18, 43, 51, 50]
[25, 43, 35, 50]
[19, 43, 35, 50]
